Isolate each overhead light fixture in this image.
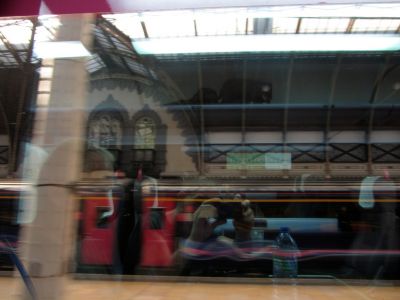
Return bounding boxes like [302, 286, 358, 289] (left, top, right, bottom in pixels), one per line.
[33, 41, 91, 59]
[133, 34, 400, 55]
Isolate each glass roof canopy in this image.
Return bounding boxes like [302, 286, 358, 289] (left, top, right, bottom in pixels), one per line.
[101, 5, 400, 56]
[101, 5, 400, 38]
[0, 15, 59, 67]
[0, 4, 398, 159]
[1, 4, 400, 69]
[104, 14, 400, 39]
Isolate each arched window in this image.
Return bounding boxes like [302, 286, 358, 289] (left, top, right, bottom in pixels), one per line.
[88, 113, 122, 149]
[131, 108, 166, 177]
[134, 116, 156, 149]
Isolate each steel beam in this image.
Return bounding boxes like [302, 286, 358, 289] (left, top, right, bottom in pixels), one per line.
[324, 55, 342, 177]
[366, 54, 392, 174]
[197, 60, 205, 175]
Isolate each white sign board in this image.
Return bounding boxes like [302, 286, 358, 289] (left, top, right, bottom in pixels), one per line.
[265, 152, 292, 170]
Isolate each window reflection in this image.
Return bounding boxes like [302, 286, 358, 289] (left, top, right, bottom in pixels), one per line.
[0, 10, 400, 292]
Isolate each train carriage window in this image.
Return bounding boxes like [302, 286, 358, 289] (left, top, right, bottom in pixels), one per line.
[149, 207, 165, 230]
[96, 207, 112, 228]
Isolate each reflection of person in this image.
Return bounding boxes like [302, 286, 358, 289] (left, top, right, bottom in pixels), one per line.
[174, 198, 227, 274]
[350, 176, 399, 278]
[233, 195, 254, 242]
[110, 119, 122, 149]
[99, 116, 113, 146]
[188, 198, 227, 243]
[88, 121, 100, 147]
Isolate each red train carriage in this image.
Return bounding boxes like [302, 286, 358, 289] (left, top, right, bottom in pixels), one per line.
[1, 177, 399, 279]
[136, 177, 400, 278]
[75, 178, 134, 272]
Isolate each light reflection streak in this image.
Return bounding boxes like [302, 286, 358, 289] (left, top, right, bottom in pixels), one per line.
[143, 197, 400, 203]
[181, 244, 400, 262]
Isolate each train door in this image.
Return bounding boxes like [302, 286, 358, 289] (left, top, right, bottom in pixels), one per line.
[78, 182, 120, 266]
[140, 178, 176, 267]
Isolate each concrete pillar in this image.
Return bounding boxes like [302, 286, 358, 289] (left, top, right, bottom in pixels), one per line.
[18, 15, 94, 300]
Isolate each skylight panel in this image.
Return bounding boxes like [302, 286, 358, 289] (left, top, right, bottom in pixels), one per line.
[352, 19, 400, 33]
[94, 28, 113, 49]
[86, 54, 105, 73]
[110, 36, 130, 52]
[127, 60, 149, 77]
[35, 15, 61, 42]
[300, 18, 350, 33]
[0, 19, 32, 45]
[103, 14, 145, 39]
[35, 26, 54, 42]
[272, 18, 298, 34]
[247, 4, 400, 18]
[142, 12, 195, 38]
[195, 12, 247, 36]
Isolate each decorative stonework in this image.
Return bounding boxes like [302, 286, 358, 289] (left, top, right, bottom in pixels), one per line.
[88, 72, 199, 176]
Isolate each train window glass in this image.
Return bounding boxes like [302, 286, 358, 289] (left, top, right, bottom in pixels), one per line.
[149, 207, 165, 230]
[0, 198, 15, 224]
[95, 207, 112, 228]
[1, 6, 400, 290]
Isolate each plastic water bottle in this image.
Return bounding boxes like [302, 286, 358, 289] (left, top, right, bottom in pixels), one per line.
[273, 227, 298, 278]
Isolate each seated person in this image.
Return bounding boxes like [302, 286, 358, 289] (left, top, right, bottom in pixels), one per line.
[232, 196, 255, 242]
[188, 198, 227, 243]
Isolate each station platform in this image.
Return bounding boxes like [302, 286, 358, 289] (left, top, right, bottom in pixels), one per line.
[0, 275, 399, 300]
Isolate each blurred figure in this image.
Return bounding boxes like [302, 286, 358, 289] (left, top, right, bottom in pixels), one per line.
[17, 143, 48, 225]
[232, 194, 254, 242]
[188, 198, 227, 243]
[176, 198, 227, 275]
[350, 176, 399, 278]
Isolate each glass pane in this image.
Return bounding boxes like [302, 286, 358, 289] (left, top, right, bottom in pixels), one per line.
[1, 6, 400, 300]
[196, 11, 247, 36]
[272, 18, 299, 33]
[300, 18, 350, 33]
[103, 13, 145, 38]
[352, 18, 400, 32]
[142, 12, 195, 38]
